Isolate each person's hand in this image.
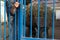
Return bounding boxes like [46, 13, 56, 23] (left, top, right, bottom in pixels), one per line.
[14, 2, 19, 8]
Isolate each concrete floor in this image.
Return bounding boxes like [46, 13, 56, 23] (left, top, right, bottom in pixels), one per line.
[54, 20, 60, 39]
[47, 20, 60, 39]
[54, 27, 60, 39]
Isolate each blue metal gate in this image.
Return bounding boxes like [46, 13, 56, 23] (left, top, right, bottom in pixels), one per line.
[0, 0, 56, 40]
[18, 0, 56, 40]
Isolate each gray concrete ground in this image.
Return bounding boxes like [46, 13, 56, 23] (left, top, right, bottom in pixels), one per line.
[48, 20, 60, 39]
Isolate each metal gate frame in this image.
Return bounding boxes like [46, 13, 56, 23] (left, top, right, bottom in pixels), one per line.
[18, 0, 55, 40]
[1, 0, 56, 40]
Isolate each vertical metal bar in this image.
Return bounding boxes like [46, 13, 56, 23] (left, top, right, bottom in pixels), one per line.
[4, 0, 6, 40]
[0, 1, 2, 40]
[52, 0, 55, 40]
[14, 0, 16, 40]
[7, 0, 11, 40]
[17, 0, 19, 40]
[44, 0, 47, 39]
[23, 0, 26, 37]
[37, 0, 40, 38]
[18, 0, 23, 40]
[14, 12, 16, 40]
[8, 8, 11, 40]
[30, 0, 32, 37]
[17, 0, 21, 40]
[18, 0, 20, 40]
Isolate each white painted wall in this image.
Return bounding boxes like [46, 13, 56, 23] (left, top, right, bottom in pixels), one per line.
[56, 10, 60, 19]
[0, 1, 8, 23]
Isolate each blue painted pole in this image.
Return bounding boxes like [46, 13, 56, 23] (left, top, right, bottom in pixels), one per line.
[23, 0, 26, 37]
[30, 0, 32, 37]
[17, 0, 19, 40]
[52, 0, 56, 40]
[37, 0, 40, 38]
[4, 0, 6, 40]
[7, 0, 12, 40]
[14, 0, 16, 40]
[18, 0, 23, 40]
[44, 0, 47, 39]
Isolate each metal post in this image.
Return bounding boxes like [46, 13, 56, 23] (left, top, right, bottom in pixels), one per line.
[23, 0, 26, 37]
[52, 0, 56, 40]
[30, 0, 32, 37]
[44, 0, 47, 39]
[4, 0, 6, 40]
[37, 0, 40, 38]
[18, 0, 23, 40]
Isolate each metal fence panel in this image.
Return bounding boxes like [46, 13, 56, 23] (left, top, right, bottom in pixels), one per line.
[0, 0, 56, 40]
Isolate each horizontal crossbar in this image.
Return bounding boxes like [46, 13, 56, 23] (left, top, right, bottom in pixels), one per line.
[21, 37, 55, 40]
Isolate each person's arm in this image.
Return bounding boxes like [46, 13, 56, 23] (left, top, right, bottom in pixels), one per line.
[10, 2, 19, 14]
[10, 4, 16, 14]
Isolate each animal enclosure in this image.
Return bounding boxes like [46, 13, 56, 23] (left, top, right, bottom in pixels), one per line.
[0, 0, 56, 40]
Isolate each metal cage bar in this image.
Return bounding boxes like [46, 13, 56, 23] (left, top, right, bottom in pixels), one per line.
[52, 0, 56, 40]
[7, 0, 12, 40]
[4, 0, 6, 40]
[37, 0, 40, 38]
[44, 0, 47, 39]
[14, 0, 16, 40]
[17, 0, 20, 40]
[18, 0, 23, 40]
[30, 0, 32, 37]
[23, 0, 26, 37]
